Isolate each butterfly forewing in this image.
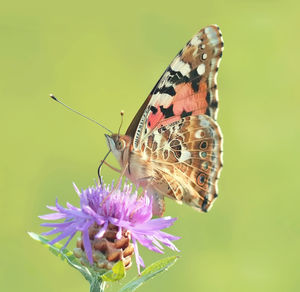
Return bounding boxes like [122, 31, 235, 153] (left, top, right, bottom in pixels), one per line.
[132, 25, 224, 150]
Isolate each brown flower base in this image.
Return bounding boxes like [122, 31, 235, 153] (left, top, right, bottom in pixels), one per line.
[74, 223, 134, 270]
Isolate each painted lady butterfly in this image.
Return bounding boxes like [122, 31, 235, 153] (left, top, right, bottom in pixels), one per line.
[105, 25, 224, 216]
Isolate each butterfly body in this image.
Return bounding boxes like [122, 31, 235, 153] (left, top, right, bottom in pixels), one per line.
[106, 25, 224, 216]
[105, 134, 152, 187]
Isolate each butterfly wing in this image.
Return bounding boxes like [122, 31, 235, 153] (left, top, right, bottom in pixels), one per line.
[128, 25, 224, 150]
[126, 25, 224, 212]
[140, 115, 222, 212]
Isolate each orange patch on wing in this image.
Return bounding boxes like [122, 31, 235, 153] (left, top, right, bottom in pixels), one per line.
[173, 81, 208, 115]
[148, 81, 209, 130]
[147, 105, 164, 130]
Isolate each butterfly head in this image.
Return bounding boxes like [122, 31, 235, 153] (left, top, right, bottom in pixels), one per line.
[105, 134, 131, 165]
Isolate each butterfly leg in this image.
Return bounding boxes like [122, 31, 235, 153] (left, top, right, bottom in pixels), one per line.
[100, 163, 128, 206]
[113, 163, 128, 190]
[101, 161, 121, 173]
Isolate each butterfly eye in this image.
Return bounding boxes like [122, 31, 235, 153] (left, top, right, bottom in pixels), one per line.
[116, 139, 125, 151]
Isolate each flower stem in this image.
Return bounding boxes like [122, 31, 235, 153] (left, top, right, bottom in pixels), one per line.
[90, 278, 106, 292]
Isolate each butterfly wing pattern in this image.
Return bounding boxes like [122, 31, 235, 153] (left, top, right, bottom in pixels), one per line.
[126, 25, 224, 213]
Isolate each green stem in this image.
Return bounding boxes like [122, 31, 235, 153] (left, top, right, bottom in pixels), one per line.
[100, 281, 106, 292]
[90, 278, 106, 292]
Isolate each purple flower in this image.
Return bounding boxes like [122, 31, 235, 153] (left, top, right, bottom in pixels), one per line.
[40, 181, 180, 273]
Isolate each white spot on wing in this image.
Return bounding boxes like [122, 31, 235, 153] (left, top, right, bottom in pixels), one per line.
[208, 57, 217, 87]
[158, 93, 173, 107]
[151, 93, 173, 108]
[190, 36, 201, 46]
[158, 71, 170, 87]
[210, 57, 217, 69]
[154, 133, 162, 145]
[178, 150, 191, 162]
[195, 130, 204, 138]
[197, 63, 205, 75]
[171, 58, 191, 76]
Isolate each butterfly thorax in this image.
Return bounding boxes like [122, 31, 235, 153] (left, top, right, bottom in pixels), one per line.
[106, 134, 153, 187]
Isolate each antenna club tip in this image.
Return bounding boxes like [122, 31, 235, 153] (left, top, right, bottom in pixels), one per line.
[49, 94, 57, 101]
[120, 110, 124, 116]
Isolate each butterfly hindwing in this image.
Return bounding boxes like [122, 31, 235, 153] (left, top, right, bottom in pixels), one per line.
[140, 115, 222, 212]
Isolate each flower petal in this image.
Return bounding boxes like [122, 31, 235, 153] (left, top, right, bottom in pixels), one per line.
[39, 213, 66, 220]
[73, 182, 81, 196]
[95, 221, 108, 239]
[132, 238, 144, 274]
[82, 221, 94, 264]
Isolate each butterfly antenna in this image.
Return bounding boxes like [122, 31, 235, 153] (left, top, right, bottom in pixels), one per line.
[49, 94, 113, 134]
[117, 110, 124, 137]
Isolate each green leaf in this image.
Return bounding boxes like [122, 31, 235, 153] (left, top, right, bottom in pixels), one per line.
[28, 232, 96, 283]
[120, 256, 178, 292]
[101, 261, 126, 282]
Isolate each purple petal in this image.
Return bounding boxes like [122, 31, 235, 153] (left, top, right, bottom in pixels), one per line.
[62, 231, 76, 249]
[82, 221, 94, 264]
[132, 238, 144, 274]
[41, 221, 74, 228]
[39, 213, 66, 220]
[153, 232, 180, 252]
[134, 217, 177, 232]
[66, 202, 80, 211]
[132, 234, 163, 254]
[156, 230, 181, 241]
[150, 236, 164, 250]
[55, 199, 68, 213]
[46, 205, 59, 212]
[73, 183, 81, 196]
[95, 221, 108, 239]
[82, 205, 98, 217]
[116, 226, 122, 240]
[48, 226, 76, 245]
[42, 228, 61, 236]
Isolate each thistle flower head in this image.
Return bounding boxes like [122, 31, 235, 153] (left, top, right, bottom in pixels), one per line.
[40, 181, 179, 273]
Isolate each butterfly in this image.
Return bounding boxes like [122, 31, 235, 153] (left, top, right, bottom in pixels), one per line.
[105, 25, 224, 216]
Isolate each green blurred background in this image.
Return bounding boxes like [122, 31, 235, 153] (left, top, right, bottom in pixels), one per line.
[1, 0, 299, 291]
